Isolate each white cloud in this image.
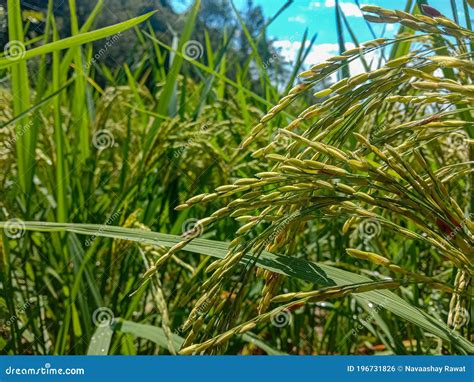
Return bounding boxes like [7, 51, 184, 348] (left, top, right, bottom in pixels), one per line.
[308, 42, 382, 79]
[324, 0, 366, 18]
[274, 40, 311, 62]
[275, 41, 356, 66]
[274, 40, 381, 81]
[340, 3, 364, 17]
[305, 43, 343, 63]
[288, 15, 307, 24]
[308, 1, 322, 8]
[275, 41, 345, 69]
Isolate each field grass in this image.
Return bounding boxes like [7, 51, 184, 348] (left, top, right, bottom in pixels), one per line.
[0, 1, 472, 355]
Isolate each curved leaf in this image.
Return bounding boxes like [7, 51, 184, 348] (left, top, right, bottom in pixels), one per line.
[0, 11, 157, 68]
[2, 221, 472, 354]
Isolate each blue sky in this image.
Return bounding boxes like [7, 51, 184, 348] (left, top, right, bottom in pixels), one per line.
[173, 1, 462, 44]
[233, 0, 459, 43]
[172, 1, 468, 72]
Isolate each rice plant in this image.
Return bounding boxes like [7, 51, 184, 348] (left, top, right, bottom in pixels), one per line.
[0, 1, 472, 355]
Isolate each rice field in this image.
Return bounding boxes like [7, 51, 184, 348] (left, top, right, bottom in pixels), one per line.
[0, 0, 473, 356]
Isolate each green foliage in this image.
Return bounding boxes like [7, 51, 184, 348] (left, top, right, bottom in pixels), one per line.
[0, 1, 472, 356]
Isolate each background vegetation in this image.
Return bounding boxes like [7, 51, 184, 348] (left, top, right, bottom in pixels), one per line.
[0, 0, 472, 355]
